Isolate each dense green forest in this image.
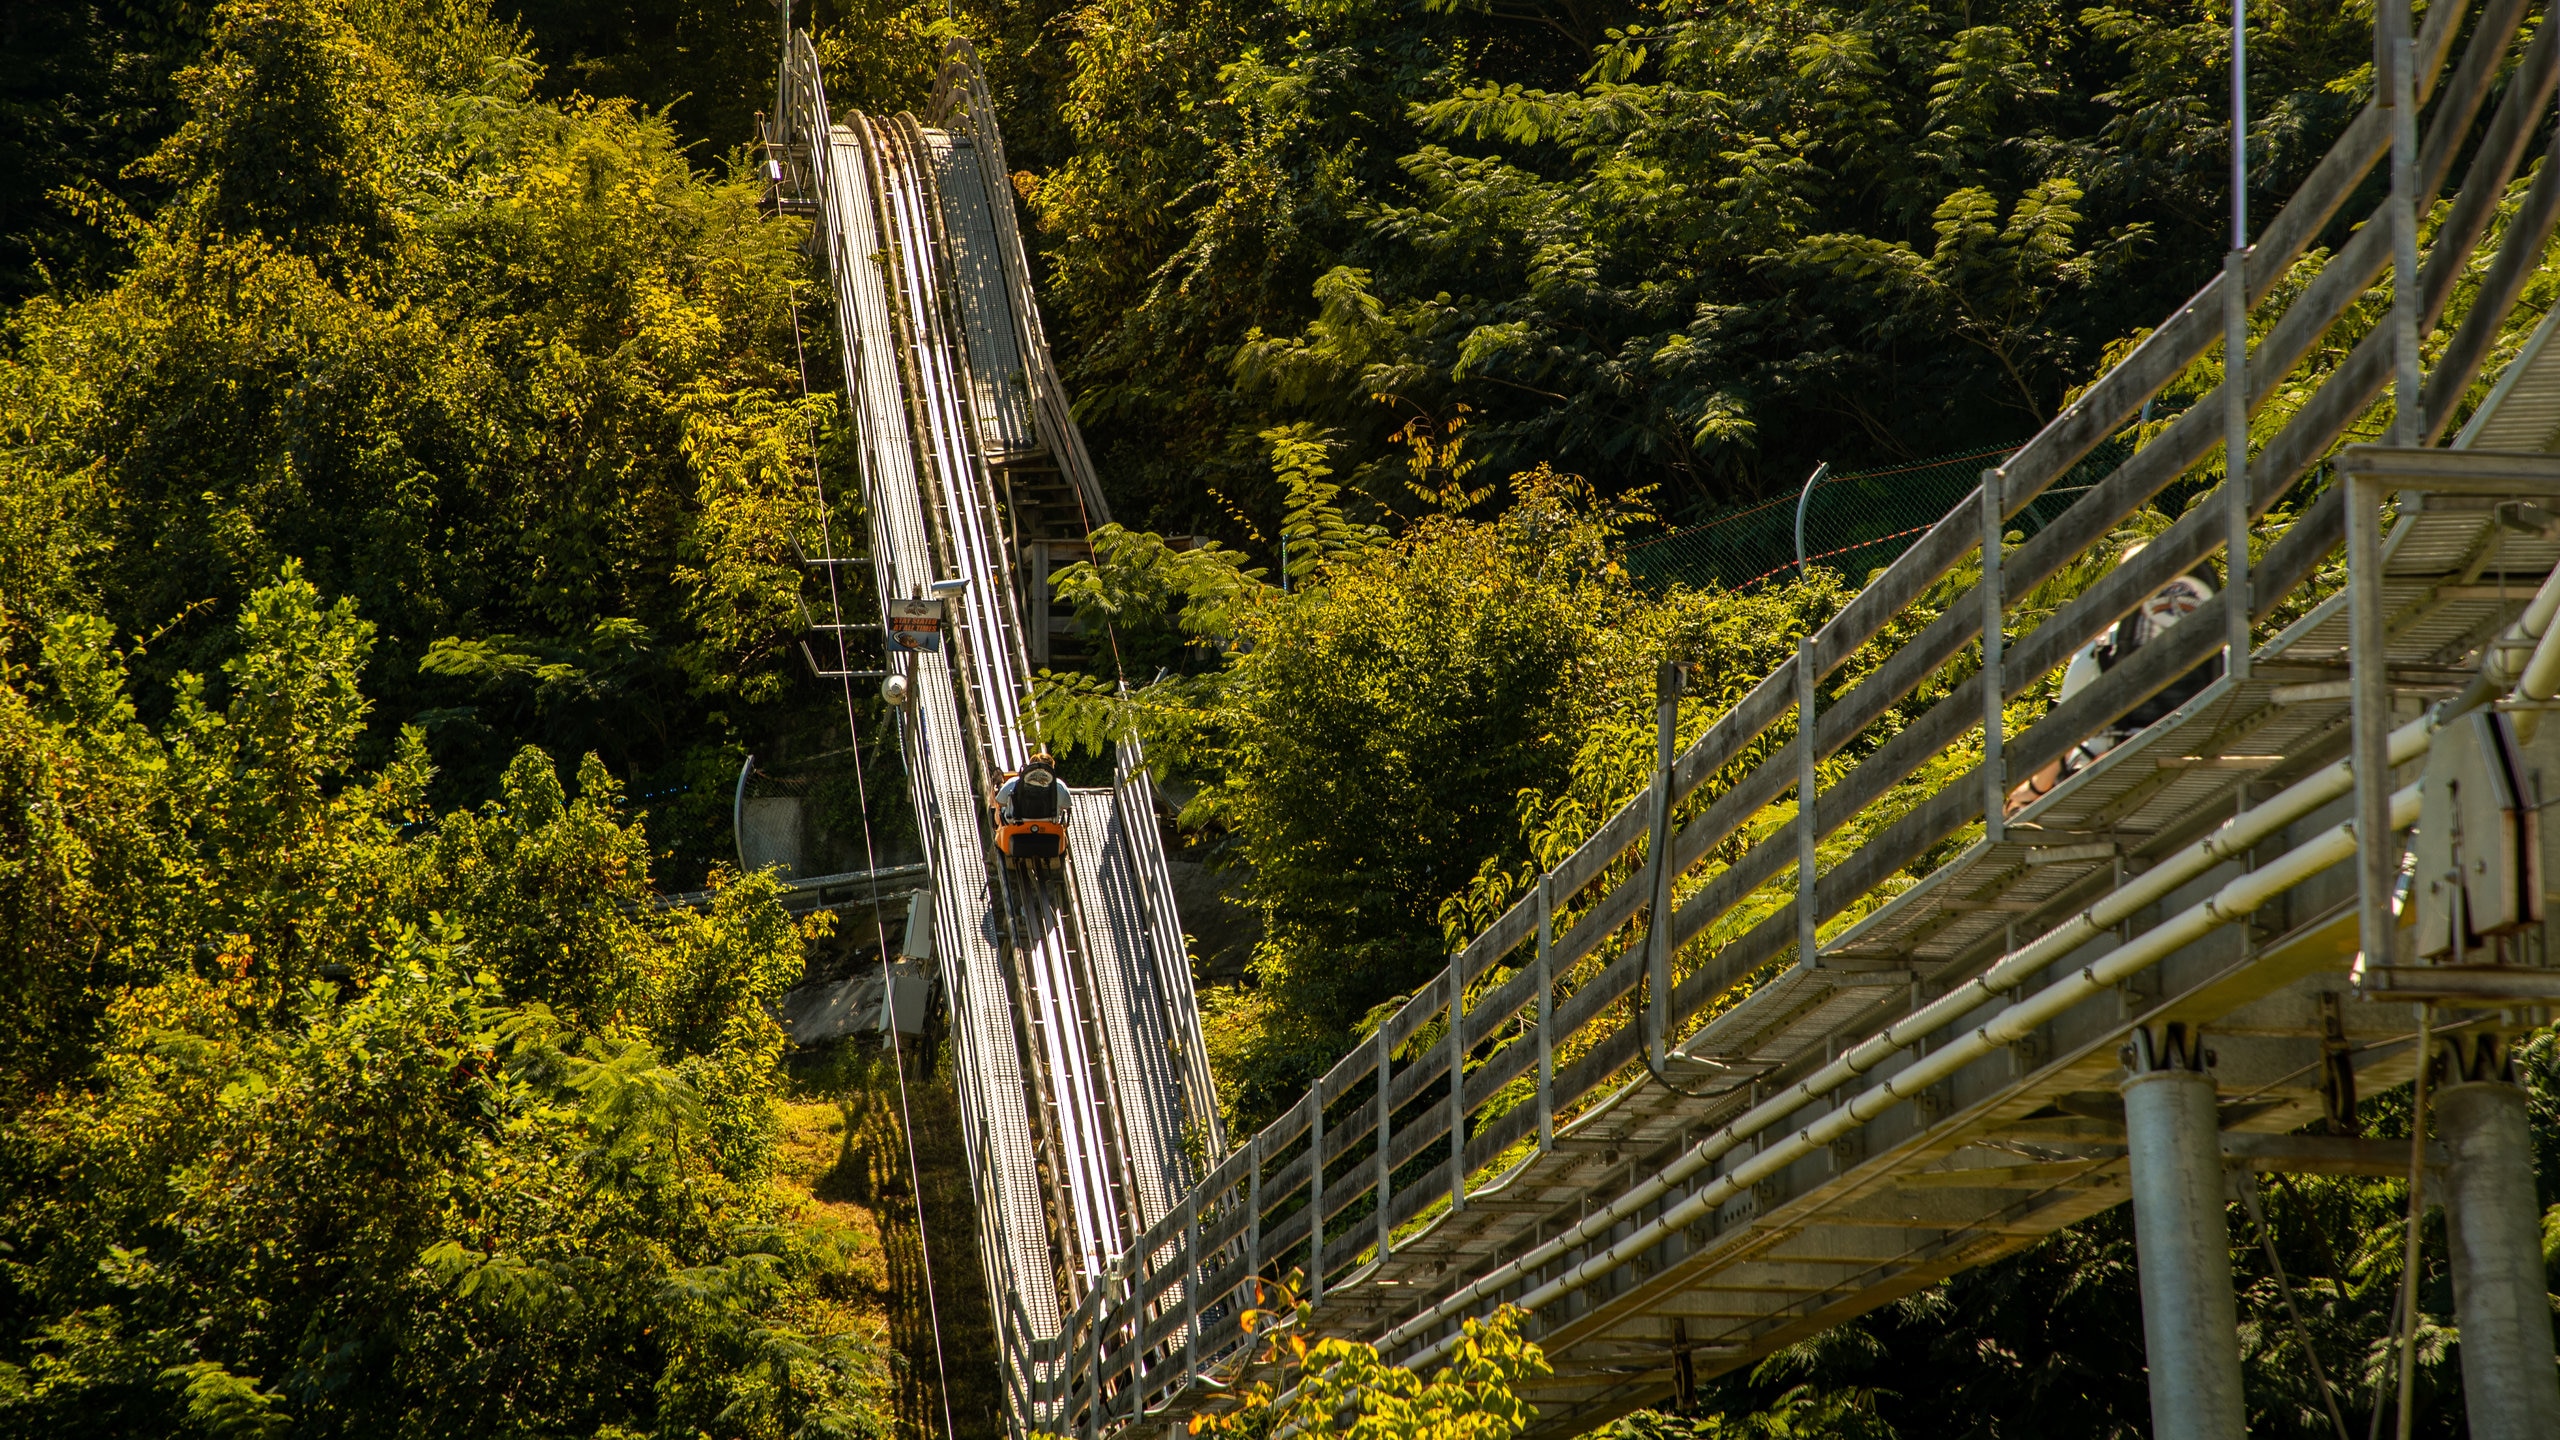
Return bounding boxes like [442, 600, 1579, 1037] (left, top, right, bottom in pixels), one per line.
[4, 0, 2558, 1437]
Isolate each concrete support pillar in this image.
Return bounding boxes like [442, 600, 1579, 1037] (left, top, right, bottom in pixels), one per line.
[2123, 1027, 2246, 1440]
[2438, 1077, 2560, 1440]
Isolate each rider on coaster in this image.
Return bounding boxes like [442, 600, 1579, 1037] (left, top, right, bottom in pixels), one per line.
[995, 751, 1068, 860]
[2004, 542, 2222, 817]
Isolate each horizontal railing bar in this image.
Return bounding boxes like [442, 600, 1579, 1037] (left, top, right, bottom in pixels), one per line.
[1337, 88, 2487, 1165]
[1384, 972, 1453, 1052]
[1791, 4, 2451, 686]
[2423, 137, 2560, 442]
[1258, 1198, 1314, 1263]
[1325, 39, 2466, 1144]
[1684, 0, 2489, 887]
[1113, 1246, 1246, 1328]
[1364, 799, 1651, 1059]
[1437, 464, 2360, 1169]
[1448, 12, 2532, 1110]
[1315, 1036, 1382, 1109]
[1989, 23, 2546, 686]
[1380, 588, 2345, 1322]
[1696, 501, 2348, 1024]
[1124, 1173, 1263, 1298]
[1793, 120, 2455, 811]
[1193, 1141, 1255, 1205]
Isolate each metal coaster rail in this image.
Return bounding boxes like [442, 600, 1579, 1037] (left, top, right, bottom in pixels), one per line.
[775, 32, 1221, 1434]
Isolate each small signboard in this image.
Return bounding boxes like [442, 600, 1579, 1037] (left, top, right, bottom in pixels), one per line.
[887, 597, 946, 653]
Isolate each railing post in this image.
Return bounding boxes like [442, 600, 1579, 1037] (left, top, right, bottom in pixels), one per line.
[1118, 1273, 1138, 1429]
[2382, 0, 2422, 447]
[1448, 950, 1467, 1212]
[1308, 1093, 1325, 1306]
[1980, 468, 2005, 843]
[1080, 1282, 1102, 1440]
[1032, 1314, 1049, 1425]
[2347, 470, 2395, 974]
[2361, 0, 2420, 985]
[1647, 660, 1682, 1069]
[1246, 1133, 1262, 1297]
[1795, 639, 1820, 969]
[2222, 0, 2253, 681]
[1534, 870, 1554, 1150]
[1182, 1196, 1202, 1391]
[1374, 1027, 1393, 1260]
[1111, 1276, 1131, 1424]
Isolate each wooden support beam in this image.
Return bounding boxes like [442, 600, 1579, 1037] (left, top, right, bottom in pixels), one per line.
[2223, 1132, 2447, 1176]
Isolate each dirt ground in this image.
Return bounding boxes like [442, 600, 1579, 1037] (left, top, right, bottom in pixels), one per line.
[776, 1041, 1007, 1440]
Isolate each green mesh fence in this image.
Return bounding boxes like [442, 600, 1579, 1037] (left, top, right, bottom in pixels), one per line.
[1627, 438, 2137, 594]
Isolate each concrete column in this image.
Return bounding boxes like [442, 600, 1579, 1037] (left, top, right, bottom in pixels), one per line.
[2438, 1079, 2560, 1440]
[2124, 1036, 2246, 1440]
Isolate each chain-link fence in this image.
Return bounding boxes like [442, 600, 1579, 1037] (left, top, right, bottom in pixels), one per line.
[1627, 438, 2137, 593]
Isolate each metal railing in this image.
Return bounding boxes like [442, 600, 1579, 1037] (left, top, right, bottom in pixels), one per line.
[1031, 0, 2560, 1425]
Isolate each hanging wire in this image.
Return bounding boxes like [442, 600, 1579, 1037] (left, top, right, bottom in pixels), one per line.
[785, 240, 962, 1440]
[2241, 1173, 2354, 1440]
[2367, 1268, 2407, 1440]
[2392, 1002, 2436, 1440]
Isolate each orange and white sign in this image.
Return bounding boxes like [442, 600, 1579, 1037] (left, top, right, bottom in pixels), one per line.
[888, 597, 946, 653]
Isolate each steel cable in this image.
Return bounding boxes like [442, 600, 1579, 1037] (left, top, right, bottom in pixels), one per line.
[785, 262, 962, 1440]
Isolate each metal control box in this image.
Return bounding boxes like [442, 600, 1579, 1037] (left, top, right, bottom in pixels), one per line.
[2415, 709, 2544, 957]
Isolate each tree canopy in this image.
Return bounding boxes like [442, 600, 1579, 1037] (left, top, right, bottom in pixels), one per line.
[7, 0, 2560, 1437]
[0, 4, 901, 1432]
[1, 0, 852, 879]
[0, 569, 885, 1436]
[1002, 0, 2381, 535]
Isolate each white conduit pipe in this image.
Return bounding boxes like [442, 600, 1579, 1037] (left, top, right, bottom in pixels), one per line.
[2505, 579, 2560, 742]
[2462, 560, 2560, 739]
[1380, 564, 2560, 1366]
[1395, 781, 2422, 1372]
[1372, 727, 2423, 1357]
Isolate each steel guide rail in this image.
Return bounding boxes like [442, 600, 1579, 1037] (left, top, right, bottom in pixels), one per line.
[896, 74, 1209, 1282]
[908, 54, 1215, 1309]
[782, 32, 1235, 1433]
[1040, 0, 2560, 1425]
[868, 108, 1131, 1283]
[928, 39, 1114, 528]
[796, 33, 1085, 1420]
[1114, 737, 1226, 1157]
[783, 46, 1056, 1422]
[918, 33, 1221, 1334]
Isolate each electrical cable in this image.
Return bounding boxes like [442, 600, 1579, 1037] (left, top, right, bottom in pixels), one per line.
[2392, 1001, 2435, 1440]
[2241, 1173, 2354, 1440]
[786, 244, 962, 1440]
[2366, 1277, 2398, 1440]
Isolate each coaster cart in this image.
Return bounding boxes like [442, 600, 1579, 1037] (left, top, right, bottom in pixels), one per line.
[994, 754, 1068, 865]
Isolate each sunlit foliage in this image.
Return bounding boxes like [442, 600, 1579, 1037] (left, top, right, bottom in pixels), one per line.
[1010, 0, 2382, 533]
[0, 569, 886, 1436]
[0, 0, 826, 878]
[1193, 1305, 1549, 1440]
